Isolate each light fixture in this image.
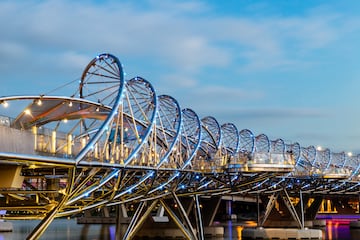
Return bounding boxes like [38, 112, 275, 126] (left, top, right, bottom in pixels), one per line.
[1, 101, 8, 108]
[24, 109, 31, 115]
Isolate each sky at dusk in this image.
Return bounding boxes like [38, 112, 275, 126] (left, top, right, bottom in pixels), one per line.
[1, 0, 360, 153]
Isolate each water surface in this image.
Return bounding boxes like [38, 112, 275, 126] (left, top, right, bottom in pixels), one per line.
[1, 218, 360, 239]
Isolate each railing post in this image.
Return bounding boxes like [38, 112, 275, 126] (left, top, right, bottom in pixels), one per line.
[32, 126, 37, 151]
[51, 130, 56, 154]
[67, 134, 72, 155]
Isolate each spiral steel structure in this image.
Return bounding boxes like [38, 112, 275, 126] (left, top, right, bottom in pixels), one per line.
[0, 53, 359, 239]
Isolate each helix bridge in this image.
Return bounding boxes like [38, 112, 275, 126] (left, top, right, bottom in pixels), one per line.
[0, 53, 359, 239]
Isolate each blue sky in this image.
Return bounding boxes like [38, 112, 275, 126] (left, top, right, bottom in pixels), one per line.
[1, 0, 360, 153]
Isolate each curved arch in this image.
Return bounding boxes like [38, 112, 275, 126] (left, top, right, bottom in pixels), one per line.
[270, 138, 285, 154]
[286, 142, 301, 163]
[221, 123, 240, 155]
[197, 116, 221, 161]
[239, 129, 254, 153]
[75, 53, 125, 164]
[302, 145, 316, 166]
[314, 148, 331, 174]
[180, 108, 202, 169]
[121, 76, 158, 166]
[255, 133, 270, 153]
[151, 94, 182, 168]
[79, 53, 123, 107]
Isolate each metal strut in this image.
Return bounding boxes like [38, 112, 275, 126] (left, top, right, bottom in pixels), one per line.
[160, 198, 196, 240]
[123, 200, 159, 239]
[122, 201, 147, 240]
[260, 192, 278, 227]
[172, 192, 199, 240]
[282, 188, 303, 229]
[194, 195, 204, 240]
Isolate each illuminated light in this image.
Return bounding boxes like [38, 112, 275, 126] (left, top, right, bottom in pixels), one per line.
[68, 101, 73, 107]
[36, 99, 42, 106]
[29, 164, 36, 169]
[24, 109, 31, 115]
[316, 146, 322, 151]
[96, 107, 99, 112]
[1, 101, 8, 108]
[63, 118, 68, 123]
[348, 152, 353, 157]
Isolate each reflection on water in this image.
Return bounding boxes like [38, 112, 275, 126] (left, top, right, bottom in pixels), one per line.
[0, 218, 360, 239]
[0, 219, 116, 240]
[323, 219, 360, 240]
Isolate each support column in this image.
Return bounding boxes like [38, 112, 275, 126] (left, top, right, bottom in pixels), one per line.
[194, 195, 204, 240]
[300, 190, 305, 229]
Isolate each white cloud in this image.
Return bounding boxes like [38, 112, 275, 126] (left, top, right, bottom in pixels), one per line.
[158, 73, 198, 89]
[0, 0, 357, 77]
[57, 52, 91, 72]
[0, 41, 28, 70]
